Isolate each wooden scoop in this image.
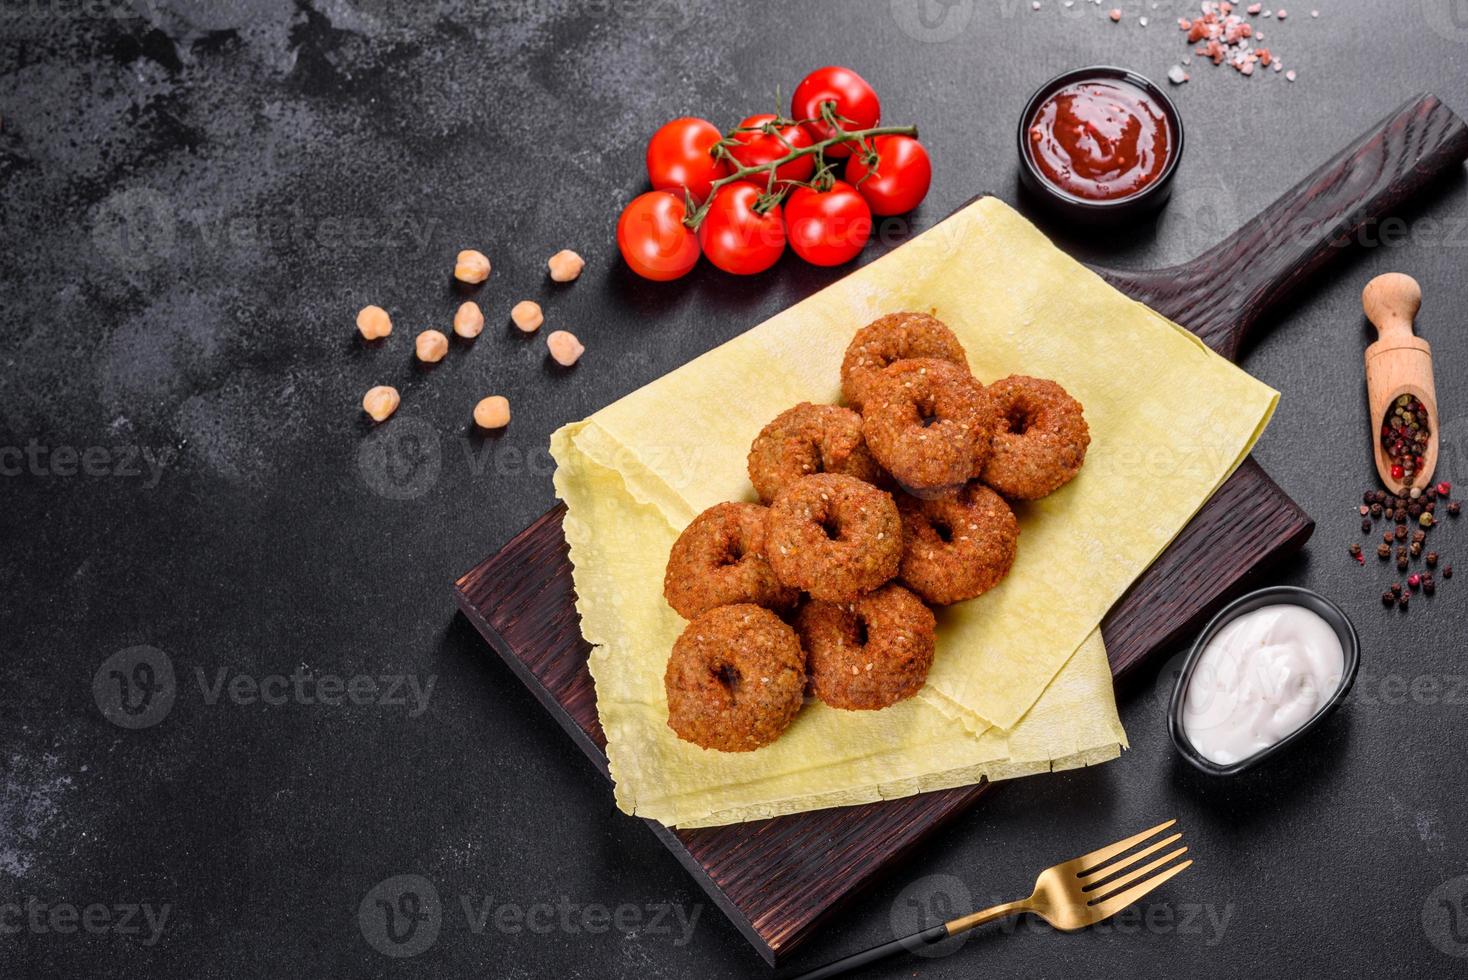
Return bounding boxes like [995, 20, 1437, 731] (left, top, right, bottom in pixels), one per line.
[1362, 273, 1438, 494]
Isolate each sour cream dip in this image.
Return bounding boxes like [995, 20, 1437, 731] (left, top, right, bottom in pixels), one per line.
[1181, 604, 1345, 766]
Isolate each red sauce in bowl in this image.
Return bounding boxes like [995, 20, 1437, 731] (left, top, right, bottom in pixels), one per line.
[1026, 78, 1172, 202]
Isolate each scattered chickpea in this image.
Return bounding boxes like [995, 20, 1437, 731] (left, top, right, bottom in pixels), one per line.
[454, 249, 491, 284]
[474, 395, 511, 430]
[356, 305, 392, 340]
[416, 329, 449, 363]
[362, 385, 400, 422]
[546, 329, 585, 367]
[511, 300, 544, 333]
[547, 249, 585, 283]
[453, 301, 485, 339]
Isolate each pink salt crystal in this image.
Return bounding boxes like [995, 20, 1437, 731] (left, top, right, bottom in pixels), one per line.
[1109, 8, 1121, 21]
[1286, 69, 1297, 81]
[1247, 2, 1261, 11]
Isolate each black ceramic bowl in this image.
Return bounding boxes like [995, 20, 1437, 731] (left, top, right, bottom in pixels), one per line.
[1016, 65, 1185, 223]
[1167, 586, 1360, 777]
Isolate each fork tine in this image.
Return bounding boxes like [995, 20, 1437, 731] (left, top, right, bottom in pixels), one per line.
[1069, 819, 1177, 875]
[1086, 846, 1189, 902]
[1087, 857, 1193, 921]
[1080, 833, 1183, 885]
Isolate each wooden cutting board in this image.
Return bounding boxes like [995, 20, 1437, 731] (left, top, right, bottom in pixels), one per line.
[454, 94, 1468, 966]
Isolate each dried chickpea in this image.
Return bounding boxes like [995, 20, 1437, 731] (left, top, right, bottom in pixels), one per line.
[510, 300, 544, 333]
[473, 395, 511, 430]
[453, 301, 485, 339]
[362, 385, 400, 422]
[356, 305, 392, 340]
[416, 329, 449, 363]
[547, 249, 585, 283]
[546, 329, 584, 367]
[454, 249, 491, 284]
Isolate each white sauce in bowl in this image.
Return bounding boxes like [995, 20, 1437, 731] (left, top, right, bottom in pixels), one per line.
[1181, 603, 1344, 766]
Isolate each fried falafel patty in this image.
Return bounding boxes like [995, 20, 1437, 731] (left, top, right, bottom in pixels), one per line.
[898, 482, 1018, 605]
[840, 312, 970, 411]
[664, 502, 798, 620]
[796, 584, 936, 710]
[664, 604, 806, 752]
[980, 375, 1090, 500]
[861, 358, 998, 493]
[765, 474, 902, 603]
[746, 402, 882, 503]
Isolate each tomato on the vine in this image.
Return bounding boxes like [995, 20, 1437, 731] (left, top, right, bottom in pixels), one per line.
[646, 117, 729, 203]
[790, 66, 880, 159]
[727, 113, 815, 183]
[697, 182, 786, 275]
[784, 181, 872, 267]
[845, 135, 931, 215]
[617, 190, 701, 281]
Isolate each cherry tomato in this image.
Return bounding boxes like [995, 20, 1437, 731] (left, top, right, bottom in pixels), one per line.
[697, 182, 786, 275]
[784, 181, 872, 267]
[646, 117, 730, 203]
[727, 113, 815, 183]
[844, 136, 931, 216]
[616, 191, 700, 281]
[791, 66, 880, 159]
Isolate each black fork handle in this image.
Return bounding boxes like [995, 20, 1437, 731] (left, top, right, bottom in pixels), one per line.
[783, 924, 950, 980]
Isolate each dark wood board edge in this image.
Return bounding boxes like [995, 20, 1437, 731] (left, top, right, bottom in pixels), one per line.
[451, 514, 774, 963]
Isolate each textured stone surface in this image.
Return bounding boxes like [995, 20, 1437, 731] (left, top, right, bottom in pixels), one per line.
[3, 1, 1468, 976]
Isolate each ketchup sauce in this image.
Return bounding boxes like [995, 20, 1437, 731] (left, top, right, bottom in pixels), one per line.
[1026, 78, 1173, 202]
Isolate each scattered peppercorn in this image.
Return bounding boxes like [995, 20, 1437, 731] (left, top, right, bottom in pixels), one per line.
[1399, 593, 1410, 609]
[1382, 590, 1396, 606]
[1445, 565, 1454, 579]
[1395, 508, 1408, 523]
[1427, 551, 1439, 568]
[1398, 557, 1411, 572]
[1361, 518, 1372, 532]
[1450, 501, 1462, 517]
[1420, 512, 1435, 528]
[1413, 530, 1428, 545]
[1409, 573, 1422, 589]
[1411, 542, 1423, 558]
[1383, 530, 1395, 544]
[1410, 486, 1423, 500]
[1424, 578, 1437, 596]
[1378, 543, 1392, 559]
[1391, 582, 1403, 595]
[1396, 524, 1409, 541]
[1438, 481, 1453, 496]
[1409, 502, 1423, 518]
[1363, 491, 1376, 505]
[1371, 503, 1384, 518]
[1426, 500, 1437, 514]
[1349, 543, 1362, 557]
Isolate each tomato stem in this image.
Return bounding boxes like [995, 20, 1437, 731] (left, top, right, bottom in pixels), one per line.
[687, 106, 918, 230]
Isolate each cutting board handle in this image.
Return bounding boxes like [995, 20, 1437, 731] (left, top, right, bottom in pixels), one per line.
[1099, 93, 1468, 361]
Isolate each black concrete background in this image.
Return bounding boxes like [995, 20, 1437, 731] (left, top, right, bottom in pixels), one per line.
[4, 1, 1468, 977]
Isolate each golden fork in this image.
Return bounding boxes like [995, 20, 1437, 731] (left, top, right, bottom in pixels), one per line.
[789, 819, 1192, 980]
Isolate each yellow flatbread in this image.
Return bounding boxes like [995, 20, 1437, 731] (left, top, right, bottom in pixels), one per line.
[551, 197, 1276, 827]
